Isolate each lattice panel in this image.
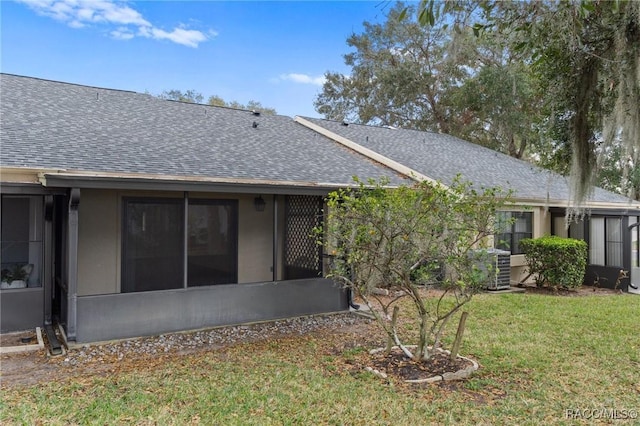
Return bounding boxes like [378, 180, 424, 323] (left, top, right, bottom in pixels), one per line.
[284, 195, 323, 278]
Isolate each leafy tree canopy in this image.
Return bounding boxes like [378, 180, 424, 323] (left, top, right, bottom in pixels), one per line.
[158, 90, 277, 115]
[318, 1, 640, 202]
[315, 3, 542, 160]
[474, 0, 640, 205]
[158, 89, 204, 104]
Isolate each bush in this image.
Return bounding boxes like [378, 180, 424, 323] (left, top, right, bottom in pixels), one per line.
[520, 235, 587, 289]
[319, 176, 512, 361]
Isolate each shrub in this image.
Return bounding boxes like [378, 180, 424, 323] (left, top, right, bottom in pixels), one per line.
[520, 235, 587, 289]
[319, 176, 512, 361]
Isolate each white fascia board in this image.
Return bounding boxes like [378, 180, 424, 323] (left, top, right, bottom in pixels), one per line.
[294, 116, 447, 190]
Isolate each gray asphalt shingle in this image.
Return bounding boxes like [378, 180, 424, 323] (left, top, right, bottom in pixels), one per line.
[0, 74, 407, 187]
[2, 74, 634, 206]
[300, 117, 633, 204]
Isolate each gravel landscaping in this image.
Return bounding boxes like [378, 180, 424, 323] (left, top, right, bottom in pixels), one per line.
[1, 312, 373, 388]
[63, 313, 370, 365]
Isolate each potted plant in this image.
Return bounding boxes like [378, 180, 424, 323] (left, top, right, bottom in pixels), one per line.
[0, 268, 11, 288]
[0, 264, 32, 289]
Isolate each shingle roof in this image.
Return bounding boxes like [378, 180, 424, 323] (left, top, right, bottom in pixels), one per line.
[299, 117, 634, 205]
[0, 74, 407, 187]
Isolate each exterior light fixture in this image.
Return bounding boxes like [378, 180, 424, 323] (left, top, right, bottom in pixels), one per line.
[254, 195, 266, 212]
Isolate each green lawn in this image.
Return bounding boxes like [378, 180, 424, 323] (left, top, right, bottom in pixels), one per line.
[2, 293, 639, 425]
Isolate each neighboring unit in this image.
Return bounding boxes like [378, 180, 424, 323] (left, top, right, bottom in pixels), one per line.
[295, 116, 640, 293]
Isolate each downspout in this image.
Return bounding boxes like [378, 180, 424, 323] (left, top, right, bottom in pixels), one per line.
[66, 188, 80, 341]
[323, 200, 359, 310]
[348, 287, 360, 310]
[323, 200, 358, 310]
[273, 195, 278, 281]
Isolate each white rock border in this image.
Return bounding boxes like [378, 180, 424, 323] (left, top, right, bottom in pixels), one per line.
[367, 345, 479, 383]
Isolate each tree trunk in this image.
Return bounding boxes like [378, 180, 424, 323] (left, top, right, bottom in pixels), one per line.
[418, 312, 430, 361]
[507, 135, 527, 159]
[386, 306, 400, 354]
[450, 311, 469, 361]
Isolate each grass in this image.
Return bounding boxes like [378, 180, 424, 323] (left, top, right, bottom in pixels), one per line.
[1, 293, 639, 425]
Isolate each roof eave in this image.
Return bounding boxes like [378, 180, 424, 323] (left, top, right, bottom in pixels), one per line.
[508, 197, 640, 211]
[38, 171, 388, 195]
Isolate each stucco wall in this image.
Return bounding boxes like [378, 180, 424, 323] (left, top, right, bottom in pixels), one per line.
[508, 206, 549, 284]
[277, 195, 286, 281]
[236, 195, 274, 283]
[77, 189, 276, 296]
[78, 190, 119, 296]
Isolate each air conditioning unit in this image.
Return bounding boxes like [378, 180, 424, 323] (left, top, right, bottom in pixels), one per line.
[469, 248, 511, 290]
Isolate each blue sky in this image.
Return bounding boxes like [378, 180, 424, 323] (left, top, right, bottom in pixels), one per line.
[1, 0, 389, 117]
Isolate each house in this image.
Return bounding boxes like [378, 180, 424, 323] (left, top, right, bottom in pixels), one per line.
[294, 117, 640, 293]
[0, 74, 409, 341]
[1, 74, 638, 343]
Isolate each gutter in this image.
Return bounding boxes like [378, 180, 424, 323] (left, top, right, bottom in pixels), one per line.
[38, 171, 354, 196]
[506, 198, 640, 211]
[35, 170, 639, 210]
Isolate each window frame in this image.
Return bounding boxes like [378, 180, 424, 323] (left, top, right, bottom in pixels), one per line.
[121, 196, 239, 293]
[495, 211, 533, 255]
[588, 215, 624, 267]
[604, 217, 623, 267]
[1, 195, 44, 289]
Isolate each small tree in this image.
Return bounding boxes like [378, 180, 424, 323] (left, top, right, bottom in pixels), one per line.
[320, 177, 511, 361]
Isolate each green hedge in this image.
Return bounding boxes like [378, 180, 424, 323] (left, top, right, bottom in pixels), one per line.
[520, 235, 588, 289]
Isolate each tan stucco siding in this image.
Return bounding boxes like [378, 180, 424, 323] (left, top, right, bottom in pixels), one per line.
[507, 206, 549, 284]
[190, 192, 275, 283]
[237, 195, 274, 283]
[553, 216, 569, 238]
[78, 189, 119, 296]
[277, 195, 286, 281]
[534, 206, 551, 237]
[71, 193, 561, 291]
[510, 264, 530, 284]
[76, 190, 276, 295]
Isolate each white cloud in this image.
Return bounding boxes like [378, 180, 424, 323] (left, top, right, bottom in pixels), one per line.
[68, 19, 86, 29]
[111, 26, 134, 40]
[17, 0, 212, 48]
[146, 27, 208, 49]
[279, 73, 326, 86]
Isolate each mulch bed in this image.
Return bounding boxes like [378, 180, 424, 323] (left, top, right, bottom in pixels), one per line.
[369, 347, 474, 381]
